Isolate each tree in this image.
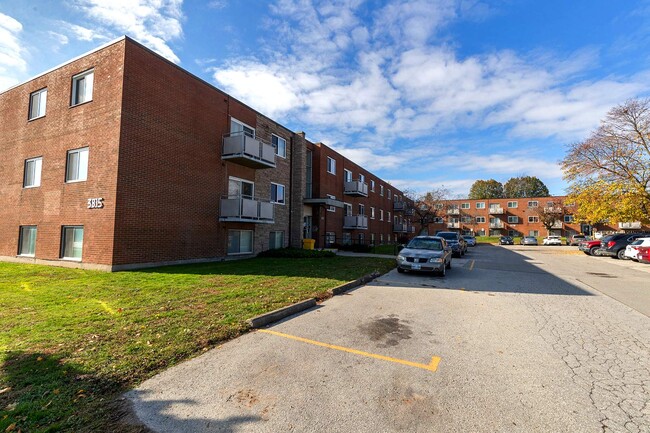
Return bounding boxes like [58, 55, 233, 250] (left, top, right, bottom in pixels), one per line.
[532, 200, 565, 235]
[503, 176, 550, 198]
[562, 98, 650, 224]
[404, 187, 450, 235]
[468, 179, 504, 199]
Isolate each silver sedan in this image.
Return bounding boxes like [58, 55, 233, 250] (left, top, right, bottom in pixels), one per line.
[396, 236, 453, 276]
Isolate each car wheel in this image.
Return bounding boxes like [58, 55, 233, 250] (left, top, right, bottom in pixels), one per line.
[589, 246, 599, 256]
[397, 267, 405, 273]
[617, 249, 627, 260]
[439, 265, 446, 277]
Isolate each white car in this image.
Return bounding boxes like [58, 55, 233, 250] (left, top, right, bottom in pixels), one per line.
[624, 237, 650, 260]
[542, 236, 562, 246]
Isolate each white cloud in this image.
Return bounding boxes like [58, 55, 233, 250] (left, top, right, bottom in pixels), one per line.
[71, 0, 184, 63]
[208, 0, 228, 9]
[0, 12, 27, 91]
[48, 31, 70, 45]
[58, 21, 110, 42]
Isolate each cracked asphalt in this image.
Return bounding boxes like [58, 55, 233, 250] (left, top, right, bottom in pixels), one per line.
[128, 244, 650, 433]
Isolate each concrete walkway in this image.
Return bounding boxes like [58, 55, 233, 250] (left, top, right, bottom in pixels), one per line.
[335, 251, 396, 259]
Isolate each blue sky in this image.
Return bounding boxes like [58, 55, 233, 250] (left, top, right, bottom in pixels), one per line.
[2, 0, 650, 197]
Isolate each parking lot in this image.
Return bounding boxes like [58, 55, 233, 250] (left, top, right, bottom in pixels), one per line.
[129, 245, 650, 433]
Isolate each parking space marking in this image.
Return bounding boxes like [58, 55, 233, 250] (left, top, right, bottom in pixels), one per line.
[258, 329, 441, 372]
[469, 259, 475, 271]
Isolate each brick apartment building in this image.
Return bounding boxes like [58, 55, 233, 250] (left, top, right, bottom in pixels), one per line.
[428, 197, 649, 238]
[0, 36, 412, 270]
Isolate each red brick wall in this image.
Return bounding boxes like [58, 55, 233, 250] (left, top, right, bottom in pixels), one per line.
[0, 40, 125, 266]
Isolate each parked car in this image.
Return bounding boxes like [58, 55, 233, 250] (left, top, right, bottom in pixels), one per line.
[624, 237, 650, 261]
[435, 231, 467, 257]
[462, 235, 477, 247]
[499, 236, 514, 245]
[637, 248, 650, 264]
[600, 232, 650, 259]
[396, 236, 452, 276]
[578, 239, 605, 256]
[543, 236, 562, 246]
[566, 234, 589, 246]
[520, 236, 538, 245]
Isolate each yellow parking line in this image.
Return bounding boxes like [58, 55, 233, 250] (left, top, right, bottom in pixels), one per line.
[258, 329, 441, 372]
[469, 260, 475, 271]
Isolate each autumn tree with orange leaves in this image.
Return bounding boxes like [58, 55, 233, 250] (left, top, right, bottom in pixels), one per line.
[562, 98, 650, 224]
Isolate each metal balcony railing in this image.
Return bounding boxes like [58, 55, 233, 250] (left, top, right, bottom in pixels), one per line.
[393, 223, 407, 233]
[222, 131, 276, 169]
[219, 196, 274, 223]
[489, 222, 504, 228]
[393, 201, 406, 211]
[489, 207, 504, 214]
[344, 181, 369, 197]
[447, 209, 460, 215]
[447, 222, 460, 228]
[343, 215, 368, 229]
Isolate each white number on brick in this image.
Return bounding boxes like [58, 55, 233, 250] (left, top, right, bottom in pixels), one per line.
[87, 198, 104, 209]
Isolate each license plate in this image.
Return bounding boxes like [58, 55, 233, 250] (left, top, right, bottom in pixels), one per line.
[411, 264, 421, 270]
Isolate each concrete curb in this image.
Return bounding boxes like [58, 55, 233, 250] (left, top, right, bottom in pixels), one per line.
[246, 271, 383, 329]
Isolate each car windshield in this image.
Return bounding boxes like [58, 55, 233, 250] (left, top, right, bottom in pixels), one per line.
[407, 239, 443, 251]
[436, 233, 457, 240]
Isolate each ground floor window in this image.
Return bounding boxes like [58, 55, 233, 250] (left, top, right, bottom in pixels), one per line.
[325, 232, 336, 246]
[477, 229, 486, 236]
[269, 231, 284, 249]
[489, 229, 501, 236]
[228, 230, 253, 254]
[380, 234, 384, 244]
[370, 233, 375, 245]
[358, 233, 364, 244]
[342, 232, 352, 245]
[18, 226, 37, 256]
[508, 230, 521, 237]
[529, 230, 539, 237]
[61, 226, 83, 260]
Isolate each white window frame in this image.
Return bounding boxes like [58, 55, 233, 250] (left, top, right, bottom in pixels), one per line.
[476, 202, 485, 209]
[370, 207, 375, 219]
[370, 180, 375, 192]
[229, 176, 254, 198]
[507, 201, 518, 208]
[327, 156, 336, 175]
[344, 203, 352, 216]
[18, 225, 37, 257]
[61, 225, 84, 261]
[228, 230, 253, 255]
[24, 157, 42, 188]
[380, 185, 384, 196]
[387, 189, 392, 200]
[528, 201, 539, 208]
[71, 69, 94, 106]
[359, 173, 365, 183]
[476, 216, 486, 223]
[528, 216, 539, 223]
[269, 231, 284, 249]
[461, 203, 470, 209]
[327, 194, 336, 212]
[564, 215, 574, 223]
[508, 216, 519, 224]
[29, 88, 47, 120]
[272, 134, 286, 158]
[270, 183, 285, 205]
[359, 204, 365, 215]
[65, 147, 89, 183]
[344, 168, 352, 182]
[529, 230, 539, 237]
[379, 209, 384, 221]
[387, 211, 391, 222]
[230, 117, 255, 137]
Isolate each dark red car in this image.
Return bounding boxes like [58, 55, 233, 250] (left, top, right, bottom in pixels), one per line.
[578, 238, 604, 256]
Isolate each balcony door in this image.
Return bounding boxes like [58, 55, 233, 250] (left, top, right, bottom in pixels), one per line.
[229, 177, 254, 199]
[230, 118, 255, 137]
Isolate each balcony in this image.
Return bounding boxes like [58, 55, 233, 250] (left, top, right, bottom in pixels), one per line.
[619, 221, 642, 229]
[447, 208, 460, 215]
[405, 208, 415, 216]
[344, 180, 369, 197]
[343, 215, 368, 230]
[447, 222, 459, 228]
[551, 221, 563, 229]
[222, 132, 276, 169]
[489, 207, 504, 215]
[393, 223, 407, 233]
[393, 201, 406, 211]
[408, 226, 416, 233]
[489, 221, 504, 229]
[219, 196, 274, 223]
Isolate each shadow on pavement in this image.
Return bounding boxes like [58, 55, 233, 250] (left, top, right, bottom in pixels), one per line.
[375, 244, 593, 296]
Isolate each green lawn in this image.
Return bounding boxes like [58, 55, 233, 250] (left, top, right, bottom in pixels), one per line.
[0, 257, 395, 432]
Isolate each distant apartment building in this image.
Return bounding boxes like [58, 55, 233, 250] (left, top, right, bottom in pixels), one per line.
[0, 36, 412, 271]
[430, 197, 649, 237]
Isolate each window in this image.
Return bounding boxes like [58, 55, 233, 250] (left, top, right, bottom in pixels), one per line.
[528, 216, 539, 223]
[71, 69, 94, 106]
[380, 233, 384, 244]
[269, 231, 284, 249]
[327, 194, 336, 212]
[370, 180, 375, 192]
[387, 211, 391, 222]
[380, 185, 384, 196]
[65, 148, 89, 182]
[344, 203, 352, 216]
[327, 157, 336, 174]
[461, 203, 470, 209]
[507, 201, 518, 208]
[476, 216, 486, 223]
[18, 226, 37, 256]
[359, 204, 365, 215]
[325, 232, 336, 246]
[434, 203, 444, 210]
[508, 230, 519, 237]
[228, 177, 254, 198]
[387, 189, 392, 200]
[305, 150, 313, 198]
[564, 215, 574, 223]
[508, 216, 519, 224]
[546, 201, 555, 207]
[61, 226, 83, 260]
[371, 233, 375, 244]
[370, 207, 375, 219]
[359, 174, 365, 183]
[228, 230, 253, 254]
[529, 230, 539, 237]
[379, 209, 384, 221]
[272, 135, 286, 158]
[270, 183, 285, 205]
[358, 233, 364, 244]
[528, 201, 539, 208]
[230, 118, 255, 137]
[461, 216, 472, 223]
[476, 202, 485, 209]
[29, 88, 47, 120]
[23, 157, 42, 188]
[433, 217, 444, 223]
[344, 168, 352, 182]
